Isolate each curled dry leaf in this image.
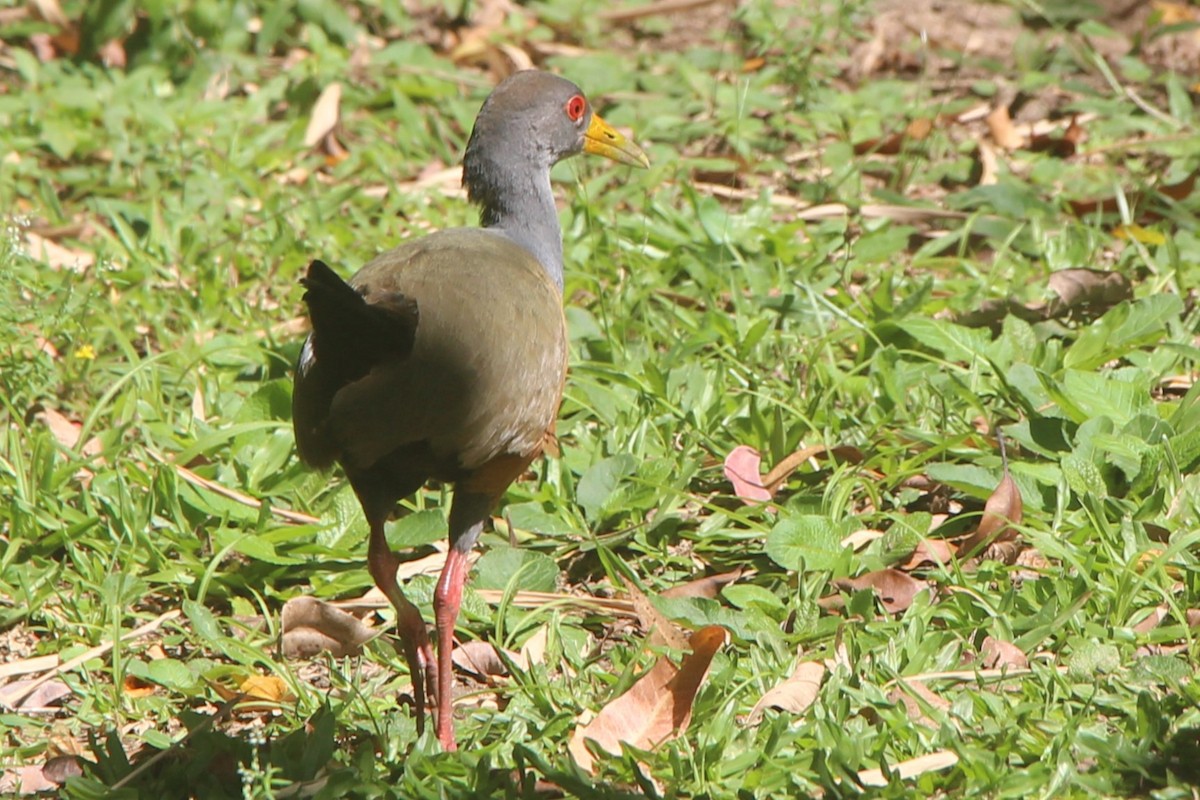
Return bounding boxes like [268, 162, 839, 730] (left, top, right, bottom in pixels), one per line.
[661, 568, 745, 600]
[568, 626, 727, 774]
[281, 596, 375, 658]
[239, 675, 292, 703]
[1046, 269, 1132, 318]
[842, 528, 885, 550]
[958, 473, 1023, 558]
[745, 660, 825, 725]
[452, 639, 514, 679]
[980, 636, 1028, 669]
[832, 569, 928, 614]
[303, 82, 342, 148]
[986, 104, 1023, 150]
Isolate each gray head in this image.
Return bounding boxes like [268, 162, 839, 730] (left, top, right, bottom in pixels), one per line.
[462, 71, 649, 215]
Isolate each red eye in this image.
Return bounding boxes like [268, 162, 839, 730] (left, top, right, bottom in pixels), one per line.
[565, 94, 586, 122]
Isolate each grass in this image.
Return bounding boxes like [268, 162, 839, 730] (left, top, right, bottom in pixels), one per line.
[3, 0, 1200, 796]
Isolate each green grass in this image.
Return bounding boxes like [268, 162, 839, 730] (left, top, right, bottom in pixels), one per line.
[3, 0, 1200, 796]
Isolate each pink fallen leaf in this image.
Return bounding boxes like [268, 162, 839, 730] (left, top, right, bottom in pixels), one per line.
[723, 445, 772, 502]
[568, 625, 727, 773]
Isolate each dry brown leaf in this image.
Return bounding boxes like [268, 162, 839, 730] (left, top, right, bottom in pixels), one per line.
[281, 596, 375, 658]
[0, 678, 71, 710]
[661, 568, 744, 600]
[832, 569, 928, 614]
[897, 539, 956, 571]
[856, 749, 959, 787]
[842, 529, 885, 550]
[853, 117, 934, 156]
[986, 104, 1024, 150]
[745, 660, 825, 725]
[40, 756, 83, 786]
[959, 473, 1023, 558]
[303, 83, 342, 148]
[22, 231, 95, 273]
[239, 675, 292, 703]
[888, 679, 949, 729]
[518, 626, 549, 670]
[123, 674, 157, 699]
[622, 576, 689, 651]
[1046, 269, 1133, 317]
[980, 636, 1028, 669]
[452, 639, 512, 679]
[568, 626, 727, 773]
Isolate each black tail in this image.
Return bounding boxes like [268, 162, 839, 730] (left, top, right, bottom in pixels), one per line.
[301, 260, 419, 385]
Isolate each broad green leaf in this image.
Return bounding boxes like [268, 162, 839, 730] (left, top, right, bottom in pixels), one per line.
[473, 546, 558, 593]
[766, 515, 844, 572]
[576, 454, 638, 521]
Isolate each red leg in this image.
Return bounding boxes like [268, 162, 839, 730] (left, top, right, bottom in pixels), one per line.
[433, 546, 471, 751]
[367, 518, 433, 736]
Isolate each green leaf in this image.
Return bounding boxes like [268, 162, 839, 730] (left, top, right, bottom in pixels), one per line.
[722, 584, 784, 611]
[1061, 454, 1107, 499]
[1065, 295, 1183, 370]
[1068, 641, 1120, 678]
[766, 515, 844, 571]
[386, 510, 447, 550]
[473, 546, 558, 593]
[901, 318, 992, 364]
[576, 454, 638, 521]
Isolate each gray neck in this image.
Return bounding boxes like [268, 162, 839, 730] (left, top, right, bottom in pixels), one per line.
[465, 156, 565, 292]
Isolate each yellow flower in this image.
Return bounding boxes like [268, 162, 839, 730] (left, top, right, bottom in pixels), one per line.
[74, 344, 96, 360]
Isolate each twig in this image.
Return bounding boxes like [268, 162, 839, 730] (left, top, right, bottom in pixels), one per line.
[601, 0, 729, 22]
[145, 450, 320, 526]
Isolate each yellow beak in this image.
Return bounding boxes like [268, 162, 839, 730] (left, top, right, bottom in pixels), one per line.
[583, 112, 650, 168]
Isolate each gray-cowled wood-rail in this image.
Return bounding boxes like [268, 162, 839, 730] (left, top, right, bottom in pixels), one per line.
[292, 71, 648, 750]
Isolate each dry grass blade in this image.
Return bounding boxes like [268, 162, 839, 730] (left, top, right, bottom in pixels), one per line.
[0, 610, 181, 709]
[146, 450, 320, 525]
[856, 750, 959, 787]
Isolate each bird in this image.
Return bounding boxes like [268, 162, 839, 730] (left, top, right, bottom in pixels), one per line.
[291, 70, 649, 750]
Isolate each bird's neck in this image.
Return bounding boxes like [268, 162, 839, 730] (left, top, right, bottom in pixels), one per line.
[465, 157, 565, 292]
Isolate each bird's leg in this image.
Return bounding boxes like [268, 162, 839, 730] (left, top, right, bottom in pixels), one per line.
[367, 516, 434, 736]
[433, 491, 493, 751]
